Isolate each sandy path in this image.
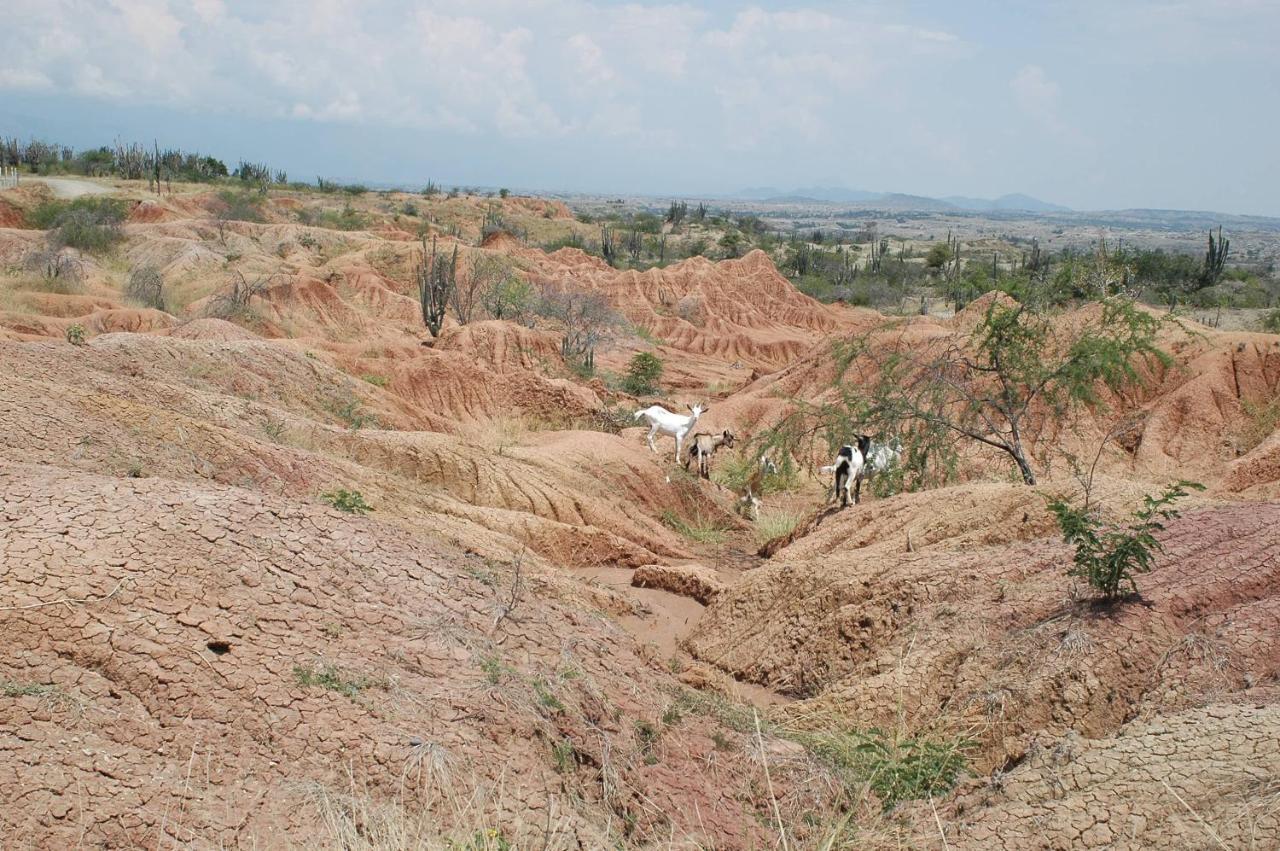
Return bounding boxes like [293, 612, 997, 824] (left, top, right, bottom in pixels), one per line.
[27, 176, 114, 198]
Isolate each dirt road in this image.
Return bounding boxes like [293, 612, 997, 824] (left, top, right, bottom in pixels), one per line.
[26, 176, 114, 199]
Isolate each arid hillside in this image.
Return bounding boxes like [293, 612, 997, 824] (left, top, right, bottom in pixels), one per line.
[3, 177, 1279, 849]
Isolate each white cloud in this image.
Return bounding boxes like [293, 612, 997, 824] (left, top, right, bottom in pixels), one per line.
[568, 33, 613, 86]
[75, 64, 130, 98]
[0, 0, 962, 153]
[1011, 64, 1060, 129]
[107, 0, 184, 56]
[190, 0, 225, 24]
[0, 68, 52, 90]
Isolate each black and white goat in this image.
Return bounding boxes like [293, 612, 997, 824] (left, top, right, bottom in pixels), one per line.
[683, 429, 736, 479]
[820, 435, 871, 507]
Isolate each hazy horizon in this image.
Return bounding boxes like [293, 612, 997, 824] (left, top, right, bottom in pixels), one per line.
[3, 1, 1277, 216]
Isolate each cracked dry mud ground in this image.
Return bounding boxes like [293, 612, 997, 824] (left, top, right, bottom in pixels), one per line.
[0, 462, 824, 849]
[940, 703, 1280, 849]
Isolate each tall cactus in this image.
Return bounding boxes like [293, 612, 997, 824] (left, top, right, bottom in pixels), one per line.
[416, 236, 456, 337]
[600, 224, 617, 267]
[1199, 225, 1229, 287]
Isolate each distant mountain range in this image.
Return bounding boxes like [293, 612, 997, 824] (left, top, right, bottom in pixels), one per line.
[728, 186, 1071, 213]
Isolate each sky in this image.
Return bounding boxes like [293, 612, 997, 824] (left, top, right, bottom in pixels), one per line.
[2, 0, 1277, 214]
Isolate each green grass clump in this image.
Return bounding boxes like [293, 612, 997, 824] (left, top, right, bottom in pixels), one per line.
[754, 508, 803, 546]
[314, 204, 367, 231]
[634, 720, 660, 765]
[292, 663, 370, 698]
[1, 680, 57, 698]
[1240, 394, 1280, 453]
[659, 509, 727, 545]
[798, 727, 971, 809]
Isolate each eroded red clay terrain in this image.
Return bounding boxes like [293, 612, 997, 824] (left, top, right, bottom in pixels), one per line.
[2, 181, 1279, 848]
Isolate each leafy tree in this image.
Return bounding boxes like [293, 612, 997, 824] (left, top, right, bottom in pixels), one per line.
[718, 231, 744, 259]
[765, 297, 1169, 488]
[924, 241, 951, 271]
[885, 298, 1168, 485]
[622, 352, 663, 395]
[1048, 480, 1203, 600]
[479, 263, 535, 323]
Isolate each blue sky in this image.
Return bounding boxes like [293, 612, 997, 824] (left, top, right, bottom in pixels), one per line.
[2, 1, 1277, 214]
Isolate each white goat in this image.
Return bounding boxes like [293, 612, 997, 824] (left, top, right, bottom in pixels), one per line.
[858, 438, 903, 498]
[820, 435, 871, 507]
[683, 429, 735, 479]
[635, 403, 707, 462]
[864, 439, 902, 478]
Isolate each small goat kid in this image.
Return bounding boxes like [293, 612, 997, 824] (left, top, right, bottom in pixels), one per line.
[820, 435, 871, 508]
[683, 429, 735, 479]
[634, 403, 707, 462]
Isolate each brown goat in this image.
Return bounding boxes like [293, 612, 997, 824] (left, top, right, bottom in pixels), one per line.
[683, 430, 736, 479]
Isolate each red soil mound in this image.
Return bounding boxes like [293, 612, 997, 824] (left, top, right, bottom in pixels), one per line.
[434, 319, 564, 373]
[529, 249, 851, 369]
[127, 199, 173, 223]
[0, 200, 23, 228]
[689, 491, 1280, 772]
[167, 317, 263, 341]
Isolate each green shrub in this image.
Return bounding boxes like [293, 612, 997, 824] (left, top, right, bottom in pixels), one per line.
[480, 273, 535, 323]
[1261, 308, 1280, 334]
[319, 204, 367, 231]
[27, 200, 70, 230]
[328, 389, 378, 430]
[622, 351, 663, 395]
[215, 190, 266, 223]
[321, 489, 372, 514]
[32, 198, 128, 253]
[65, 324, 86, 346]
[1047, 480, 1203, 600]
